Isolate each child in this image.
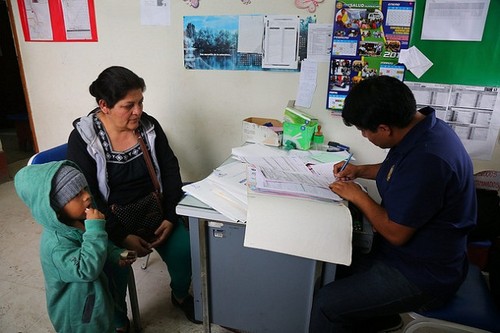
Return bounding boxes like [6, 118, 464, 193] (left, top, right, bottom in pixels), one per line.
[15, 161, 135, 333]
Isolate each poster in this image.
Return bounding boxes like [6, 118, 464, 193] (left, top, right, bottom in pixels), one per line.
[183, 15, 314, 71]
[327, 0, 415, 111]
[17, 0, 97, 42]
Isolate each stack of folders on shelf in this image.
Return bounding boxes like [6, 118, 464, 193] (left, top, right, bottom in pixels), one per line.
[182, 144, 355, 265]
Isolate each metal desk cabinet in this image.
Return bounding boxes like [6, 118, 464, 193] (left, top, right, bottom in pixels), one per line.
[189, 217, 319, 333]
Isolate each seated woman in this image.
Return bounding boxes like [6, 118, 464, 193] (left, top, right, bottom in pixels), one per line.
[67, 66, 199, 331]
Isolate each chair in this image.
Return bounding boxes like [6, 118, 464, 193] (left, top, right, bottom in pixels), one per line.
[467, 170, 500, 270]
[29, 144, 143, 332]
[27, 143, 68, 165]
[403, 264, 500, 333]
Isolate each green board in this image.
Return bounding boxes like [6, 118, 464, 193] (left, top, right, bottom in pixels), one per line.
[406, 0, 500, 87]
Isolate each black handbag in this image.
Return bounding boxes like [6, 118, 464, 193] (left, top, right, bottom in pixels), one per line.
[110, 131, 164, 242]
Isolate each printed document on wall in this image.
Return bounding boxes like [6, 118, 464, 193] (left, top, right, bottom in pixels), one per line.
[237, 15, 264, 54]
[141, 0, 171, 26]
[262, 15, 299, 69]
[421, 0, 490, 41]
[61, 0, 92, 39]
[23, 0, 52, 40]
[306, 23, 333, 62]
[406, 82, 500, 160]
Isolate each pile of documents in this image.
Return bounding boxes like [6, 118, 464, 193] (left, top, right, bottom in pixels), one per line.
[182, 144, 355, 264]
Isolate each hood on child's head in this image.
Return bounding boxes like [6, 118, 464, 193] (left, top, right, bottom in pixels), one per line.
[14, 160, 89, 231]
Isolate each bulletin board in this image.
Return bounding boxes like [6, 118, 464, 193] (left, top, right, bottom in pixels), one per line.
[405, 0, 499, 87]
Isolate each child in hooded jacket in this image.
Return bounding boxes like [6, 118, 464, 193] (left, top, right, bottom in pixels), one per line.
[15, 160, 135, 333]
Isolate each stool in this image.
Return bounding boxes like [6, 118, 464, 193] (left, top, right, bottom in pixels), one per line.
[403, 265, 500, 333]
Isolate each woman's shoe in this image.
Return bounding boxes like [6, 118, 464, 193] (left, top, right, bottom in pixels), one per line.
[171, 292, 202, 324]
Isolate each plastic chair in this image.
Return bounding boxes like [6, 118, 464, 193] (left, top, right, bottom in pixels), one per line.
[28, 143, 68, 165]
[28, 144, 143, 332]
[403, 264, 500, 333]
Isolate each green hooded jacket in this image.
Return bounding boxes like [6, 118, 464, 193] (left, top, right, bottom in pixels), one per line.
[15, 160, 122, 333]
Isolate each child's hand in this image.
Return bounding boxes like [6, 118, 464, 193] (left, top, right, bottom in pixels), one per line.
[85, 207, 105, 220]
[118, 250, 137, 267]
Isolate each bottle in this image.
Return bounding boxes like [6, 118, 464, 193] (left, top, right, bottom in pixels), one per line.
[312, 125, 325, 151]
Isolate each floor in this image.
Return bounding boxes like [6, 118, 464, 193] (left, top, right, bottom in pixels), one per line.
[0, 133, 425, 333]
[0, 167, 238, 333]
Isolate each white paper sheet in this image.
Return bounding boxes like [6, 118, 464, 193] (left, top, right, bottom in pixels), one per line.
[295, 59, 318, 108]
[421, 0, 490, 41]
[182, 179, 247, 223]
[24, 0, 53, 40]
[244, 191, 352, 265]
[248, 164, 342, 202]
[140, 0, 171, 26]
[398, 46, 433, 79]
[306, 23, 333, 62]
[237, 15, 264, 53]
[262, 15, 299, 69]
[61, 0, 92, 40]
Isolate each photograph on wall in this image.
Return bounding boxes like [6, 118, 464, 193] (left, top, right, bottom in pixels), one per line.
[327, 0, 415, 111]
[183, 15, 315, 71]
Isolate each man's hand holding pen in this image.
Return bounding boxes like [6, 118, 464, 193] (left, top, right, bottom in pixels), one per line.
[333, 153, 354, 181]
[330, 154, 366, 202]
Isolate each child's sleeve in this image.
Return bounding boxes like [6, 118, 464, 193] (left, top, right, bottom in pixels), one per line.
[107, 242, 125, 266]
[51, 219, 109, 282]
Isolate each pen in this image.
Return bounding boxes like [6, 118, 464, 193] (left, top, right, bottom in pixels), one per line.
[339, 153, 353, 173]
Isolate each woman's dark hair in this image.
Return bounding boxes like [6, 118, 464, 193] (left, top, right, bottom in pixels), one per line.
[342, 76, 416, 131]
[89, 66, 146, 108]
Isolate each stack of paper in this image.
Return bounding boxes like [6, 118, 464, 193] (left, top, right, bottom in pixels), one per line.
[247, 164, 342, 202]
[183, 144, 354, 265]
[182, 160, 248, 223]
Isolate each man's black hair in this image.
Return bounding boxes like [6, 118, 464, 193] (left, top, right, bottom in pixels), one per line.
[342, 76, 416, 131]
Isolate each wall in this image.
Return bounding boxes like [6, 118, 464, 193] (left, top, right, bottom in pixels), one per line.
[8, 0, 500, 195]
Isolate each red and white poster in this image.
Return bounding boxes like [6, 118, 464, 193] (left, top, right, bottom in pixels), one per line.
[17, 0, 97, 42]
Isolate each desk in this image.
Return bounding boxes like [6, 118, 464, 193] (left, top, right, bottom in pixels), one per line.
[177, 195, 337, 333]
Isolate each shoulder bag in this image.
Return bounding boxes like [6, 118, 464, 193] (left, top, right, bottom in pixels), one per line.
[110, 131, 164, 242]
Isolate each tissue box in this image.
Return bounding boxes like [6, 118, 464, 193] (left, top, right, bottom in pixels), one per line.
[283, 121, 317, 150]
[242, 117, 283, 146]
[284, 106, 316, 125]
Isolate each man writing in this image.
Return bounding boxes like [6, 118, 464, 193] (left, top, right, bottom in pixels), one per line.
[309, 76, 477, 333]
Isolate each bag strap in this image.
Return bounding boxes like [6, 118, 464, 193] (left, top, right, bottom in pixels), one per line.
[136, 130, 161, 193]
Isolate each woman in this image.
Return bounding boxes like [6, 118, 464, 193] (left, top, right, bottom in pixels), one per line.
[67, 66, 198, 331]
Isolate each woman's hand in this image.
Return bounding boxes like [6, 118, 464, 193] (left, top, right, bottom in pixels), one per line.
[118, 250, 137, 267]
[149, 219, 174, 248]
[118, 257, 137, 267]
[122, 234, 153, 257]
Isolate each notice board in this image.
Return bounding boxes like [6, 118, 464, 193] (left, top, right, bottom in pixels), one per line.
[406, 0, 499, 87]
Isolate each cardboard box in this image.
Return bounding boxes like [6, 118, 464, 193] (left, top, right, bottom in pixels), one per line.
[242, 117, 283, 146]
[283, 120, 317, 150]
